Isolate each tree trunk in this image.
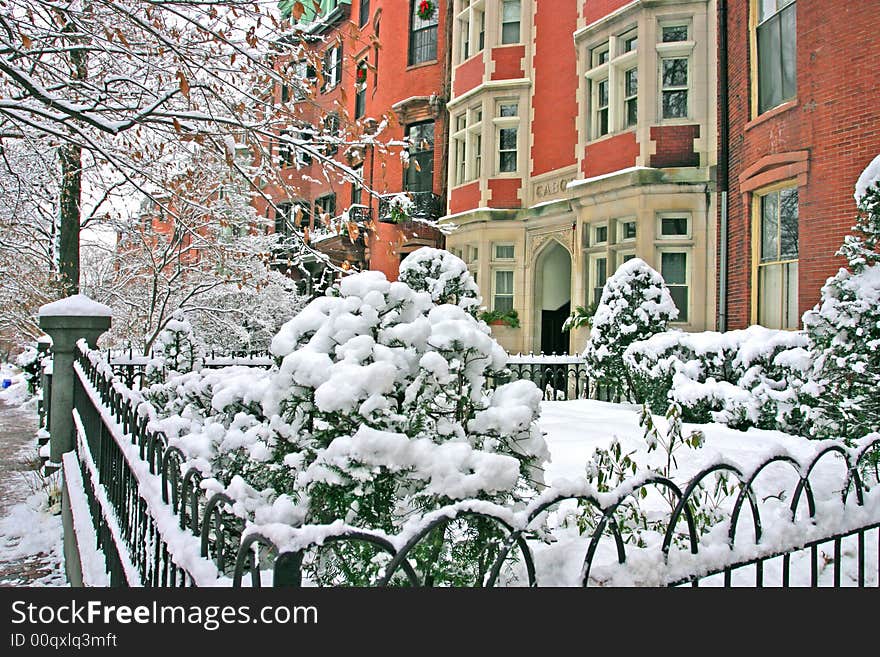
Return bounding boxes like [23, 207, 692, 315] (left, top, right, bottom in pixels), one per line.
[57, 22, 88, 296]
[57, 142, 82, 295]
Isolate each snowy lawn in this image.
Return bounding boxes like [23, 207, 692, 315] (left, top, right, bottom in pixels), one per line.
[534, 399, 879, 587]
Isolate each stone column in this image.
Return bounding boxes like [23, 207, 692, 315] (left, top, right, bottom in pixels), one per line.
[38, 294, 112, 466]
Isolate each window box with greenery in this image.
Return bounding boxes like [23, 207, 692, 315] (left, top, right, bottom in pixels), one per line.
[480, 308, 520, 328]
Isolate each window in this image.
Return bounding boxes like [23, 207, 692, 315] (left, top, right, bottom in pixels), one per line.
[619, 220, 636, 241]
[322, 44, 343, 91]
[501, 0, 521, 45]
[493, 270, 514, 312]
[315, 194, 336, 224]
[756, 0, 796, 114]
[359, 0, 370, 28]
[661, 57, 688, 119]
[659, 215, 690, 238]
[592, 44, 609, 67]
[662, 25, 689, 42]
[410, 0, 439, 65]
[468, 245, 479, 263]
[494, 244, 515, 260]
[756, 186, 799, 329]
[624, 68, 638, 128]
[452, 106, 483, 185]
[351, 165, 363, 206]
[405, 121, 435, 192]
[279, 129, 295, 168]
[661, 252, 689, 322]
[458, 0, 488, 62]
[591, 256, 608, 306]
[594, 225, 608, 245]
[275, 201, 308, 236]
[354, 61, 367, 119]
[496, 101, 519, 173]
[321, 113, 340, 155]
[594, 78, 610, 138]
[621, 30, 638, 54]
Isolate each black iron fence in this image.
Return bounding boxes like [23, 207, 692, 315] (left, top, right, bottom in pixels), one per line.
[64, 345, 880, 587]
[106, 348, 274, 390]
[377, 192, 442, 224]
[497, 356, 590, 401]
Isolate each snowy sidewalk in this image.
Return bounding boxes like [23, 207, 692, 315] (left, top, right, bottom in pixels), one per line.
[0, 389, 65, 587]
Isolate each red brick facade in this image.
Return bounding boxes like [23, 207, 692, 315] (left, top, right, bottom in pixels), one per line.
[261, 1, 448, 281]
[581, 132, 639, 178]
[650, 125, 701, 168]
[724, 1, 880, 328]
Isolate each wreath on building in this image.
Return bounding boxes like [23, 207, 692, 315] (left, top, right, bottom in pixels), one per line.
[417, 0, 435, 21]
[356, 66, 367, 85]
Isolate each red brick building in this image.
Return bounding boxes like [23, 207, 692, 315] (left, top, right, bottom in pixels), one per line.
[443, 0, 718, 354]
[257, 0, 449, 281]
[721, 0, 880, 330]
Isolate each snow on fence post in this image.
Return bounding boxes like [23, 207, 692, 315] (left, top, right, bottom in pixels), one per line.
[38, 294, 112, 468]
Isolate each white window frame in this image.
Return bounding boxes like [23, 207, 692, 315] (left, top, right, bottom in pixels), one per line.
[588, 254, 609, 306]
[456, 0, 486, 64]
[493, 243, 515, 261]
[492, 268, 515, 312]
[617, 218, 637, 242]
[593, 223, 608, 246]
[658, 248, 691, 324]
[657, 212, 692, 239]
[501, 0, 522, 45]
[494, 99, 520, 175]
[585, 27, 639, 141]
[452, 104, 484, 186]
[656, 21, 695, 122]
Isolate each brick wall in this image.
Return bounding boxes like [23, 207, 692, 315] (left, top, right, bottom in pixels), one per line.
[583, 0, 633, 25]
[724, 0, 880, 328]
[581, 131, 639, 178]
[650, 125, 700, 168]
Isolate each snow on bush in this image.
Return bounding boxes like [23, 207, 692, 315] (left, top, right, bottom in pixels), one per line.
[802, 178, 880, 443]
[583, 258, 678, 401]
[143, 258, 548, 584]
[398, 247, 481, 316]
[624, 326, 810, 430]
[143, 311, 204, 387]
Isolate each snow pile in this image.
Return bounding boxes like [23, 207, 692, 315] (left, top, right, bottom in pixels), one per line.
[38, 294, 112, 318]
[624, 326, 810, 430]
[583, 258, 678, 399]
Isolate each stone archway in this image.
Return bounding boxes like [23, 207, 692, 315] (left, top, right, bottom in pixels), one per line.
[533, 240, 572, 355]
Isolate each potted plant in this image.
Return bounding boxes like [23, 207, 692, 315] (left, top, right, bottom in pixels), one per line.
[480, 308, 520, 328]
[417, 0, 435, 21]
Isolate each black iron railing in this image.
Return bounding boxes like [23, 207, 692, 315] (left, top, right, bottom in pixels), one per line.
[106, 348, 274, 390]
[65, 345, 880, 587]
[377, 192, 441, 224]
[496, 356, 590, 401]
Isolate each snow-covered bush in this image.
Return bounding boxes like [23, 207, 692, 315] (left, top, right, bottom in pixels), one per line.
[583, 258, 678, 401]
[624, 326, 811, 431]
[15, 345, 40, 394]
[398, 247, 482, 316]
[145, 267, 549, 584]
[802, 171, 880, 443]
[143, 311, 204, 387]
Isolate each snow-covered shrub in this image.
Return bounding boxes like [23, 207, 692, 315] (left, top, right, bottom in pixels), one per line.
[624, 326, 810, 431]
[143, 311, 204, 387]
[398, 247, 482, 316]
[583, 258, 678, 401]
[802, 173, 880, 443]
[15, 345, 40, 394]
[145, 268, 548, 585]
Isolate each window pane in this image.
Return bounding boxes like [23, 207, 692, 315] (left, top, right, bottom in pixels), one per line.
[597, 257, 607, 283]
[623, 35, 638, 53]
[625, 68, 638, 97]
[622, 222, 636, 239]
[758, 264, 783, 328]
[495, 244, 515, 259]
[662, 59, 688, 86]
[781, 4, 797, 102]
[595, 226, 607, 243]
[662, 217, 689, 236]
[494, 295, 514, 312]
[780, 188, 799, 259]
[662, 90, 688, 118]
[662, 25, 688, 42]
[784, 261, 799, 329]
[500, 127, 517, 150]
[761, 192, 779, 261]
[496, 270, 513, 294]
[758, 17, 783, 112]
[499, 103, 518, 117]
[669, 286, 689, 322]
[500, 151, 517, 172]
[502, 0, 521, 22]
[502, 0, 521, 44]
[661, 252, 686, 285]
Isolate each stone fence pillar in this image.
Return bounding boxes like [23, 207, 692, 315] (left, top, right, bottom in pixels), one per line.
[38, 294, 112, 466]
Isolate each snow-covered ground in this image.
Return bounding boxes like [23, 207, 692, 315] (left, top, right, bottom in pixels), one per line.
[0, 363, 65, 587]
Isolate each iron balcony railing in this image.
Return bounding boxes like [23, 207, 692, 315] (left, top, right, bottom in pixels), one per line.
[377, 192, 442, 224]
